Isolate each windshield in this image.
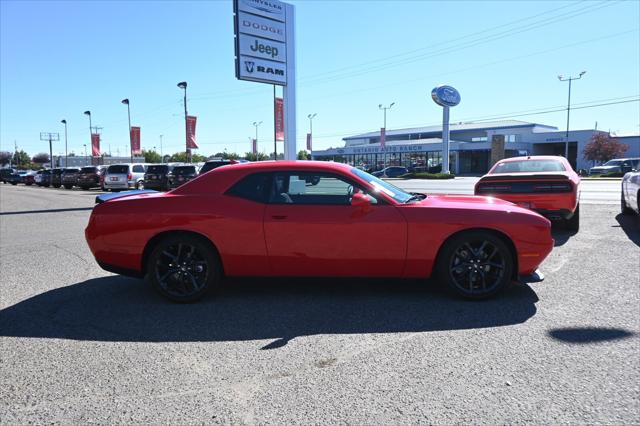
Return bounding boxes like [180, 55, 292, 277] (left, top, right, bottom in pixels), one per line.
[351, 167, 412, 203]
[107, 165, 129, 174]
[147, 165, 169, 173]
[492, 160, 565, 173]
[173, 166, 197, 175]
[603, 160, 624, 166]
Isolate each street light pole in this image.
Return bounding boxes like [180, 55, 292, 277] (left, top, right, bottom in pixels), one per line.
[159, 134, 163, 163]
[83, 111, 92, 164]
[121, 99, 132, 163]
[177, 82, 189, 163]
[253, 121, 262, 160]
[61, 119, 68, 167]
[558, 71, 586, 161]
[83, 144, 87, 165]
[378, 102, 395, 168]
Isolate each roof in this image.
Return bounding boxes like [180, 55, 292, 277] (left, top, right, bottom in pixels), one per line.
[343, 120, 557, 140]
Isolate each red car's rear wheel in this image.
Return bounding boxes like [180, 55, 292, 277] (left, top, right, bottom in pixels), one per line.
[438, 231, 513, 299]
[148, 235, 220, 303]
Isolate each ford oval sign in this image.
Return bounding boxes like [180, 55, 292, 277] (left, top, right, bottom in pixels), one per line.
[431, 85, 461, 107]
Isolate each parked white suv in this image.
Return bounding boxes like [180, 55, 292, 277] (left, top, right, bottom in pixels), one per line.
[103, 163, 148, 191]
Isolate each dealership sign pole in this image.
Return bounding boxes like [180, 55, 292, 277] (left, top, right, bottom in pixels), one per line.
[234, 0, 296, 160]
[431, 85, 461, 174]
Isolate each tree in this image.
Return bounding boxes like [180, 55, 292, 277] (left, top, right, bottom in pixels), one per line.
[583, 133, 629, 164]
[268, 153, 285, 160]
[0, 151, 11, 166]
[32, 152, 50, 165]
[12, 150, 30, 168]
[211, 152, 241, 160]
[244, 152, 269, 161]
[168, 152, 207, 163]
[142, 149, 162, 164]
[297, 150, 311, 160]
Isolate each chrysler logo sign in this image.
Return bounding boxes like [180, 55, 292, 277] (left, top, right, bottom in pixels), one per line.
[238, 0, 285, 22]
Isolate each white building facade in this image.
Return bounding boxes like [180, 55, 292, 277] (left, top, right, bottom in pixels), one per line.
[311, 120, 640, 174]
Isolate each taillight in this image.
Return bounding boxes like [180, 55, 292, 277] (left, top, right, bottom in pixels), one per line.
[532, 183, 572, 192]
[128, 173, 133, 180]
[476, 183, 511, 194]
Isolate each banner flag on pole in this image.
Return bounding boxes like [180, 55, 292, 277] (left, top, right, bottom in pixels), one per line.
[91, 133, 101, 156]
[275, 97, 284, 141]
[130, 126, 141, 155]
[186, 116, 198, 149]
[306, 133, 312, 151]
[252, 138, 257, 154]
[380, 127, 386, 149]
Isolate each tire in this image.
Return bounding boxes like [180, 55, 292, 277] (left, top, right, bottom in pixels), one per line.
[565, 203, 580, 231]
[64, 185, 73, 189]
[437, 231, 514, 299]
[621, 190, 634, 215]
[136, 181, 144, 190]
[10, 182, 17, 185]
[146, 234, 221, 303]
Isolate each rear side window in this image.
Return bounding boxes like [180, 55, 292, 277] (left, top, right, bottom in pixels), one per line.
[108, 165, 129, 174]
[147, 165, 168, 173]
[132, 165, 146, 173]
[226, 173, 270, 203]
[173, 166, 197, 175]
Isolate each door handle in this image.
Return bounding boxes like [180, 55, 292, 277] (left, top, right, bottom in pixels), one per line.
[272, 215, 287, 220]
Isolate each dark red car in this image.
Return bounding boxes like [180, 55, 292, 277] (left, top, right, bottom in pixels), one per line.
[86, 161, 553, 302]
[474, 156, 580, 230]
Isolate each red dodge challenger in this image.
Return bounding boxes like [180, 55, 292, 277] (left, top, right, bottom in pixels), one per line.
[475, 156, 581, 231]
[85, 161, 553, 302]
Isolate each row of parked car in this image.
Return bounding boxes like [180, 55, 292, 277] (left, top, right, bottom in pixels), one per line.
[0, 159, 237, 191]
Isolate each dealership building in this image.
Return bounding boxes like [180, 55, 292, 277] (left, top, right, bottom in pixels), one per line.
[311, 120, 640, 174]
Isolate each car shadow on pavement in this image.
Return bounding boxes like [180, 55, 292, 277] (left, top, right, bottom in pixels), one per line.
[614, 213, 640, 247]
[0, 276, 539, 349]
[548, 327, 636, 344]
[551, 228, 577, 247]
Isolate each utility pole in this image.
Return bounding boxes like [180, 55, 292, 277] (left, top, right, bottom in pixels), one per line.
[14, 140, 18, 168]
[159, 134, 164, 163]
[121, 99, 132, 163]
[40, 132, 60, 170]
[379, 102, 395, 168]
[177, 82, 189, 162]
[61, 120, 68, 167]
[253, 121, 262, 161]
[558, 71, 586, 162]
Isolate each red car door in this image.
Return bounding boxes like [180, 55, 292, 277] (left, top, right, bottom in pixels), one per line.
[263, 172, 407, 277]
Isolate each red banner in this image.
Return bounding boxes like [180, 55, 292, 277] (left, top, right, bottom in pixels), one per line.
[186, 116, 198, 149]
[380, 127, 386, 149]
[91, 133, 100, 156]
[130, 126, 141, 155]
[275, 97, 284, 141]
[252, 138, 257, 154]
[306, 133, 312, 151]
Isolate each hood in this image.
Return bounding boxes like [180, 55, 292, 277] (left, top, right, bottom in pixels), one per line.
[426, 194, 516, 206]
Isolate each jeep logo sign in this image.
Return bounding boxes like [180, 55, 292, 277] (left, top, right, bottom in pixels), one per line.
[431, 85, 461, 107]
[239, 34, 286, 62]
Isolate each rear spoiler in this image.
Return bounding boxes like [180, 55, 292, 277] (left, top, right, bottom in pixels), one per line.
[479, 174, 570, 182]
[95, 189, 157, 204]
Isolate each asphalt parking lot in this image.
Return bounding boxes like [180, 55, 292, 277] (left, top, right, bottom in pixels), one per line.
[1, 182, 638, 424]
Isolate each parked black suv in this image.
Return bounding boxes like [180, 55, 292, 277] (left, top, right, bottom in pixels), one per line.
[1, 168, 15, 183]
[76, 166, 103, 190]
[198, 159, 237, 175]
[144, 164, 174, 191]
[39, 169, 52, 187]
[168, 165, 199, 189]
[50, 168, 64, 188]
[61, 168, 81, 189]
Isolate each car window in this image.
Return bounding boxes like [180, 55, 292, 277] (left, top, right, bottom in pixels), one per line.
[173, 166, 197, 175]
[603, 160, 624, 166]
[226, 173, 271, 203]
[80, 167, 97, 173]
[147, 165, 168, 173]
[132, 165, 145, 173]
[199, 161, 230, 174]
[269, 172, 376, 205]
[493, 160, 565, 173]
[107, 165, 129, 174]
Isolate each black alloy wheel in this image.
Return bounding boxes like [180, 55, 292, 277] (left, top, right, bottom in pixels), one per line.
[438, 231, 513, 299]
[147, 235, 220, 302]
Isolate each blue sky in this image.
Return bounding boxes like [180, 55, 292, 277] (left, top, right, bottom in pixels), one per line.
[1, 0, 638, 157]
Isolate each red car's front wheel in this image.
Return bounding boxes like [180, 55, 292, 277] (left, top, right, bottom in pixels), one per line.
[437, 231, 514, 299]
[147, 234, 221, 303]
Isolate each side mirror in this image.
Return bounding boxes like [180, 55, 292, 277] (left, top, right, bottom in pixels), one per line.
[351, 192, 372, 210]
